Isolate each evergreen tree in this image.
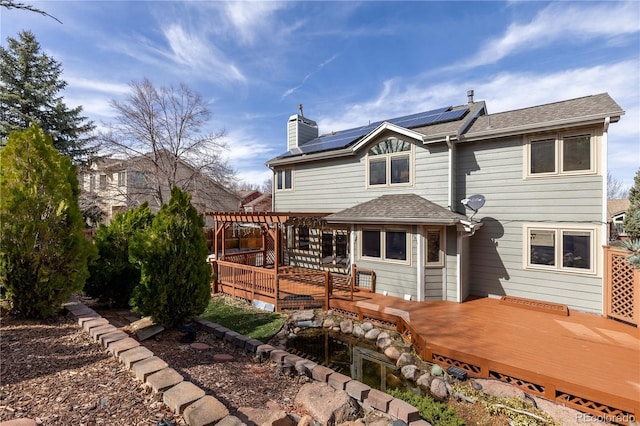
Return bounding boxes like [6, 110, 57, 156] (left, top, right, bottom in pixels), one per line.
[0, 125, 96, 318]
[623, 168, 640, 239]
[129, 187, 211, 327]
[0, 30, 95, 163]
[85, 203, 154, 307]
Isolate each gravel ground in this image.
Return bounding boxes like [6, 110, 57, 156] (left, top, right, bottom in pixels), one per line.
[0, 311, 304, 426]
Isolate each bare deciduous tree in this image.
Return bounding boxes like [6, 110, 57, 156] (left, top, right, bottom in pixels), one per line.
[608, 171, 629, 199]
[99, 78, 236, 212]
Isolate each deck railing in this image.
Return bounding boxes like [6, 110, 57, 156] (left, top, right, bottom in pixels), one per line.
[221, 250, 265, 267]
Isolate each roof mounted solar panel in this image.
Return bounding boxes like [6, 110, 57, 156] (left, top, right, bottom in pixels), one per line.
[276, 105, 469, 159]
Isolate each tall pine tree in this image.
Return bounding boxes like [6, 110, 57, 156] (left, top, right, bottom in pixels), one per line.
[0, 30, 95, 163]
[0, 125, 96, 318]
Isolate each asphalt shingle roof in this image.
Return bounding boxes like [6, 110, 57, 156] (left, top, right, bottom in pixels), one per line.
[465, 93, 624, 138]
[326, 194, 467, 225]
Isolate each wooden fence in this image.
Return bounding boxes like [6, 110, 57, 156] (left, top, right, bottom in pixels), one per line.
[604, 245, 639, 327]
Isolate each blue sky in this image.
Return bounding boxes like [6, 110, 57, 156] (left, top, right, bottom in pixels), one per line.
[2, 1, 639, 189]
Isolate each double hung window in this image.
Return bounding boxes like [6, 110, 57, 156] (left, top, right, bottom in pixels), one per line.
[276, 168, 293, 190]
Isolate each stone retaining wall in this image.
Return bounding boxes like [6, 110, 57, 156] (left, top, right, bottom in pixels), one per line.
[62, 299, 428, 426]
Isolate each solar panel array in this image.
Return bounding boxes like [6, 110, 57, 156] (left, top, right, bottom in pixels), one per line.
[278, 106, 469, 158]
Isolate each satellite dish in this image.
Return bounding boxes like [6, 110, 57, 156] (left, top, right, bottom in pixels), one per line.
[461, 194, 485, 212]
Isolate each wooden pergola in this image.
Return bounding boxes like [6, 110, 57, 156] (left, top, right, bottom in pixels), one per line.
[205, 211, 329, 274]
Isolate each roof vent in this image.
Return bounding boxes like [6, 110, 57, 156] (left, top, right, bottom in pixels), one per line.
[467, 89, 474, 104]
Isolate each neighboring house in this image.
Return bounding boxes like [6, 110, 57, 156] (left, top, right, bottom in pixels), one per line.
[608, 198, 630, 240]
[80, 152, 240, 225]
[264, 92, 624, 314]
[241, 192, 272, 212]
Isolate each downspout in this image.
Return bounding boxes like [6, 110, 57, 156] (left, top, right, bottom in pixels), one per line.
[456, 233, 462, 303]
[417, 226, 425, 301]
[601, 116, 610, 315]
[446, 135, 454, 211]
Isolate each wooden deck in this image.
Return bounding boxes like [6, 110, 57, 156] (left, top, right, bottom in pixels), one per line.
[213, 259, 638, 421]
[330, 294, 640, 422]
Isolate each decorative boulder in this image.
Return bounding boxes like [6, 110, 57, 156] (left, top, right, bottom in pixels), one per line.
[416, 373, 432, 390]
[430, 377, 449, 400]
[323, 319, 335, 328]
[396, 352, 415, 368]
[430, 364, 443, 376]
[361, 322, 374, 331]
[383, 346, 401, 361]
[364, 329, 380, 340]
[401, 365, 419, 381]
[376, 336, 392, 350]
[352, 325, 365, 338]
[340, 319, 354, 334]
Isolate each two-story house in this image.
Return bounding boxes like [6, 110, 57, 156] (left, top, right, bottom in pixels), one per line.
[80, 151, 240, 225]
[263, 92, 624, 315]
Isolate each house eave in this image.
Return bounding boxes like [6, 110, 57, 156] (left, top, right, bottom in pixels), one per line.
[460, 114, 622, 142]
[326, 216, 461, 225]
[266, 148, 354, 167]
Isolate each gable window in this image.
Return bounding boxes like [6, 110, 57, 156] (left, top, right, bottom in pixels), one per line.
[526, 132, 594, 177]
[525, 225, 595, 274]
[276, 168, 292, 190]
[426, 228, 443, 266]
[367, 138, 412, 186]
[361, 227, 410, 263]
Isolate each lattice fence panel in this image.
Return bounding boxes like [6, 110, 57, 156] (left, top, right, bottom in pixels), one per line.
[605, 248, 639, 326]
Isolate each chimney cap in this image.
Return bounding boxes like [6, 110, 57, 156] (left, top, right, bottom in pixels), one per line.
[467, 89, 474, 104]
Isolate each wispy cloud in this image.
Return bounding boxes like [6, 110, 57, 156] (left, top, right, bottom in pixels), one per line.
[281, 53, 341, 99]
[222, 1, 288, 45]
[460, 1, 640, 70]
[161, 24, 246, 85]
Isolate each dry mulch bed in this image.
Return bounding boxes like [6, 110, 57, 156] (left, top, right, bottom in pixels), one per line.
[0, 310, 304, 426]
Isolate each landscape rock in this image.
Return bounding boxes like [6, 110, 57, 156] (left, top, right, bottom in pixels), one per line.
[295, 382, 363, 426]
[473, 378, 525, 400]
[364, 329, 380, 340]
[292, 310, 315, 322]
[400, 365, 419, 381]
[340, 319, 353, 334]
[395, 352, 414, 368]
[361, 322, 374, 331]
[237, 406, 293, 426]
[416, 373, 431, 389]
[352, 325, 364, 338]
[382, 346, 400, 361]
[429, 378, 448, 400]
[430, 364, 443, 376]
[376, 337, 392, 350]
[323, 319, 335, 328]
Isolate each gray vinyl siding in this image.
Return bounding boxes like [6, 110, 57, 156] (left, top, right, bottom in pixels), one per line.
[445, 227, 458, 302]
[424, 268, 443, 300]
[456, 132, 604, 313]
[274, 138, 450, 212]
[354, 225, 418, 299]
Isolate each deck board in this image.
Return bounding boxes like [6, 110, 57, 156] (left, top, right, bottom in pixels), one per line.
[330, 294, 640, 418]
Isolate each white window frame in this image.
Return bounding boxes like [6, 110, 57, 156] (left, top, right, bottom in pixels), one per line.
[359, 226, 411, 265]
[366, 138, 414, 188]
[276, 168, 293, 191]
[99, 174, 108, 190]
[524, 131, 595, 179]
[523, 224, 597, 275]
[117, 171, 126, 187]
[425, 227, 444, 267]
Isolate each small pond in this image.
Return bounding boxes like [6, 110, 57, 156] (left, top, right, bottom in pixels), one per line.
[285, 328, 419, 394]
